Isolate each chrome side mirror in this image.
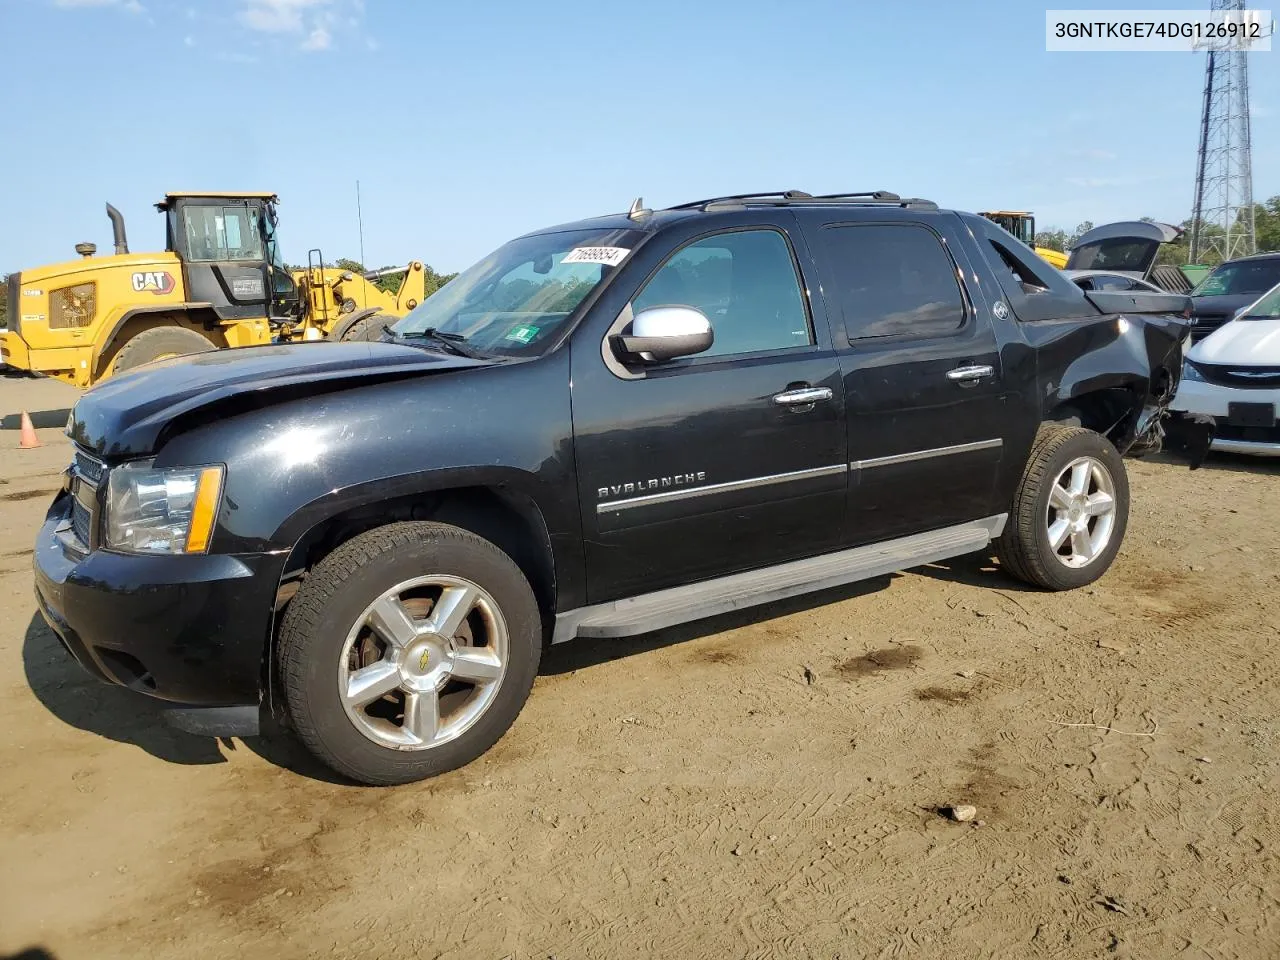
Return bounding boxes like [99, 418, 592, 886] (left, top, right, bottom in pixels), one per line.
[617, 306, 714, 363]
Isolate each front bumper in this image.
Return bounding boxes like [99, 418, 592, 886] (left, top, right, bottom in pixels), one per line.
[1171, 380, 1280, 457]
[33, 493, 285, 711]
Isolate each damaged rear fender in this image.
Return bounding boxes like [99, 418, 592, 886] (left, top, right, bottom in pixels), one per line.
[1037, 313, 1186, 454]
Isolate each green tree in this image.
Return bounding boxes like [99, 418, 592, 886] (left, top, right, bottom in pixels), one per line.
[1249, 196, 1280, 253]
[1034, 228, 1070, 252]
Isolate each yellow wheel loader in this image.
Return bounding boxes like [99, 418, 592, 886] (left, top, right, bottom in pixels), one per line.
[978, 211, 1069, 270]
[1, 193, 426, 387]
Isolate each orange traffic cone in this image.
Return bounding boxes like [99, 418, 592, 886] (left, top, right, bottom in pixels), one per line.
[18, 411, 41, 449]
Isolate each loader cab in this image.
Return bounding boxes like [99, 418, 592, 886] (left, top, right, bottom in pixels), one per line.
[159, 192, 300, 322]
[979, 211, 1036, 247]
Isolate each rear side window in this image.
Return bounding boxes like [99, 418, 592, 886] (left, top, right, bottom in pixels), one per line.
[632, 229, 812, 357]
[819, 223, 966, 340]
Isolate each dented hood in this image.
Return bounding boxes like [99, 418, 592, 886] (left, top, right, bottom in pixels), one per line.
[1189, 317, 1280, 366]
[68, 340, 487, 457]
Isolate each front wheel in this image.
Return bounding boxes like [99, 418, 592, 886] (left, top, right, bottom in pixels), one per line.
[994, 425, 1130, 591]
[277, 522, 541, 785]
[111, 326, 215, 375]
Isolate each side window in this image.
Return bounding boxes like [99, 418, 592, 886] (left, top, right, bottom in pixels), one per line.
[820, 224, 967, 340]
[632, 229, 812, 357]
[988, 239, 1051, 293]
[1094, 275, 1135, 292]
[181, 205, 265, 262]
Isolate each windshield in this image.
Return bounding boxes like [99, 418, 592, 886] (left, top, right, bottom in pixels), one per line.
[1241, 283, 1280, 319]
[390, 228, 642, 356]
[1192, 259, 1280, 298]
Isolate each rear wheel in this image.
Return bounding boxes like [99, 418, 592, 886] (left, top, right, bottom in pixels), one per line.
[277, 522, 541, 785]
[995, 425, 1129, 590]
[111, 326, 214, 374]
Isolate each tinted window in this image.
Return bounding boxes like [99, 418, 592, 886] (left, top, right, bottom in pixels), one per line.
[1068, 239, 1157, 272]
[822, 224, 966, 339]
[181, 205, 264, 262]
[1094, 274, 1138, 291]
[1192, 259, 1280, 297]
[633, 229, 811, 357]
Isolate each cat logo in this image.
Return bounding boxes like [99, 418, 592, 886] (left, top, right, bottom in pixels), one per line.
[131, 271, 176, 295]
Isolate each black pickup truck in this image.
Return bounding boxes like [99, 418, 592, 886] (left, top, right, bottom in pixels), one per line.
[35, 190, 1194, 785]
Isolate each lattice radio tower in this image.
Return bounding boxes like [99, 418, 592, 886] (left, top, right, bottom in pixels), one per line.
[1189, 0, 1257, 262]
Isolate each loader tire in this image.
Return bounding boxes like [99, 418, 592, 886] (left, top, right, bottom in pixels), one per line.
[994, 425, 1129, 591]
[339, 313, 391, 342]
[111, 326, 215, 374]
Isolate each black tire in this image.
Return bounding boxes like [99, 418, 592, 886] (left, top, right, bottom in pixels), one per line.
[994, 425, 1130, 591]
[339, 313, 389, 341]
[112, 326, 215, 373]
[277, 522, 541, 786]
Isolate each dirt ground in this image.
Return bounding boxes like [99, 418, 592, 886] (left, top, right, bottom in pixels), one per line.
[1, 371, 1278, 960]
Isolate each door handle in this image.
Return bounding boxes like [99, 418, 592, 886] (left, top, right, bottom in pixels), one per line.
[773, 386, 833, 406]
[946, 364, 995, 384]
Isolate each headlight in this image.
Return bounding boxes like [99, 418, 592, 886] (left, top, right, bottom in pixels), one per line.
[105, 461, 224, 554]
[49, 282, 96, 330]
[1181, 360, 1206, 383]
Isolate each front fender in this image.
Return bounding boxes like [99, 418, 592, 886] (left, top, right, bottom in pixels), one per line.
[151, 349, 586, 602]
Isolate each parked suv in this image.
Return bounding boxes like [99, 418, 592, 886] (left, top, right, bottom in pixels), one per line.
[36, 191, 1192, 785]
[1187, 252, 1280, 341]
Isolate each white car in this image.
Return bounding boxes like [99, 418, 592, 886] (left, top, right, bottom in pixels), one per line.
[1171, 281, 1280, 456]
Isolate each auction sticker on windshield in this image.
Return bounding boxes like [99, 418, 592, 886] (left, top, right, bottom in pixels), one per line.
[561, 247, 630, 266]
[505, 323, 540, 344]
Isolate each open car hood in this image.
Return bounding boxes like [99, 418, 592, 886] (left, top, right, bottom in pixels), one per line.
[69, 340, 488, 457]
[1065, 221, 1182, 279]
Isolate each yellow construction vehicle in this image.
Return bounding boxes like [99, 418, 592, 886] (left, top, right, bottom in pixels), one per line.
[978, 211, 1070, 270]
[1, 193, 426, 387]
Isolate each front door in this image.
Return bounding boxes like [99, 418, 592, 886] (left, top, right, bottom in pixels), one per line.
[176, 200, 270, 321]
[801, 211, 1016, 545]
[571, 219, 847, 603]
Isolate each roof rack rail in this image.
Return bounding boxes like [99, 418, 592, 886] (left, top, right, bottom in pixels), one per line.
[668, 190, 937, 212]
[668, 190, 813, 210]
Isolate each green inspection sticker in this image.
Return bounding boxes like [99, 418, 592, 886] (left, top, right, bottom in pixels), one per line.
[505, 324, 540, 344]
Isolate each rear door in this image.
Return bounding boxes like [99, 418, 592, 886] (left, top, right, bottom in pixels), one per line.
[570, 213, 847, 602]
[800, 209, 1018, 545]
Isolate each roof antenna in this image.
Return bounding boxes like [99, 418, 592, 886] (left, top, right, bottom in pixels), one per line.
[627, 197, 651, 221]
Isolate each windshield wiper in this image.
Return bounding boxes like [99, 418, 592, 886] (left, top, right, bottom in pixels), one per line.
[385, 326, 493, 360]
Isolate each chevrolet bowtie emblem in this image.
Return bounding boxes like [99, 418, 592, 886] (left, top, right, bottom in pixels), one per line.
[420, 649, 431, 672]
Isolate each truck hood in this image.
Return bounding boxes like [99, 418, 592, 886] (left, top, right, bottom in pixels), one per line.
[69, 341, 489, 458]
[1190, 293, 1257, 318]
[1188, 317, 1280, 365]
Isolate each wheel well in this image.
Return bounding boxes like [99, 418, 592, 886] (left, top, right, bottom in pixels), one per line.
[274, 486, 557, 626]
[1047, 388, 1142, 444]
[95, 310, 224, 379]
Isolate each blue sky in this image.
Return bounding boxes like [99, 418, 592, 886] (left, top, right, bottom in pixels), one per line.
[2, 0, 1277, 273]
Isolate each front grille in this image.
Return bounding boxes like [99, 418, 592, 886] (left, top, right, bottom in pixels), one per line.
[4, 272, 18, 335]
[1192, 363, 1280, 389]
[1191, 312, 1230, 341]
[74, 450, 107, 485]
[71, 500, 92, 544]
[70, 447, 106, 548]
